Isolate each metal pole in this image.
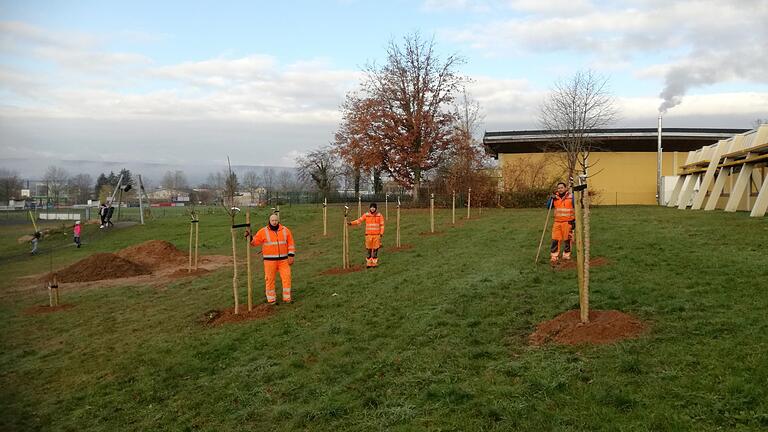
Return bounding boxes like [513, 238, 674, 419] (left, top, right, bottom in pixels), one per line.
[657, 114, 663, 205]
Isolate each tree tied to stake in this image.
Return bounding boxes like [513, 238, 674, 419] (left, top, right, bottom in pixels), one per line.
[539, 70, 617, 323]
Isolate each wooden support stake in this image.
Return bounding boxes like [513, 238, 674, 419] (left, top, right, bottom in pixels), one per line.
[385, 195, 389, 220]
[452, 191, 456, 225]
[246, 209, 253, 312]
[323, 197, 327, 236]
[343, 207, 350, 269]
[194, 218, 199, 270]
[430, 193, 435, 233]
[396, 197, 401, 248]
[188, 220, 193, 273]
[573, 187, 588, 323]
[230, 227, 239, 315]
[467, 188, 471, 219]
[358, 195, 362, 218]
[48, 283, 54, 307]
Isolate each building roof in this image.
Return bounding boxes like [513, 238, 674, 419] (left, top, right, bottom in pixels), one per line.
[483, 128, 750, 158]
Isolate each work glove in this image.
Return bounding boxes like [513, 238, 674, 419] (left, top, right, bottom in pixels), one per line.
[243, 228, 251, 239]
[287, 256, 295, 266]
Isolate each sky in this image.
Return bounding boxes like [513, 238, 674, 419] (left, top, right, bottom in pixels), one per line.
[1, 0, 767, 168]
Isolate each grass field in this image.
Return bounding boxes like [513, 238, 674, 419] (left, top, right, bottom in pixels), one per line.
[1, 205, 767, 431]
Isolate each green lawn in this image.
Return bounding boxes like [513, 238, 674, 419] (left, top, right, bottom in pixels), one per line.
[1, 205, 766, 431]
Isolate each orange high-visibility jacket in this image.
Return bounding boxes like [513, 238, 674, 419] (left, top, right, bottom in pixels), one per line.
[550, 193, 575, 222]
[351, 211, 384, 235]
[250, 225, 296, 260]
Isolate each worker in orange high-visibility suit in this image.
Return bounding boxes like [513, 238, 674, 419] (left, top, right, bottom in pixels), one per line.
[246, 212, 296, 305]
[547, 181, 575, 266]
[349, 202, 384, 268]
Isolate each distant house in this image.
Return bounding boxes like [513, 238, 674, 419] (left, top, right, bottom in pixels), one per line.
[148, 188, 190, 202]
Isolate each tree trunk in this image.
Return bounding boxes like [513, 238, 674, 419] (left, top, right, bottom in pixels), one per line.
[354, 168, 361, 196]
[412, 169, 421, 202]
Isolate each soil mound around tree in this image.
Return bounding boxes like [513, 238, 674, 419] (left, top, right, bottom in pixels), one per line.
[117, 240, 186, 269]
[201, 304, 278, 326]
[43, 253, 151, 283]
[320, 265, 365, 275]
[529, 310, 647, 346]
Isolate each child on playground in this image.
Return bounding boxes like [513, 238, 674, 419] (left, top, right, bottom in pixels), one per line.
[73, 221, 82, 248]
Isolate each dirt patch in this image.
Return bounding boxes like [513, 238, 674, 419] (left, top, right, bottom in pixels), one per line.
[556, 257, 610, 270]
[320, 265, 365, 275]
[42, 253, 151, 283]
[418, 231, 445, 237]
[23, 304, 75, 315]
[117, 240, 186, 269]
[202, 304, 278, 326]
[168, 268, 212, 279]
[529, 310, 647, 346]
[388, 244, 414, 252]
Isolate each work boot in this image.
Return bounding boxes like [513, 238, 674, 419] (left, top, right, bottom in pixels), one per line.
[372, 258, 379, 267]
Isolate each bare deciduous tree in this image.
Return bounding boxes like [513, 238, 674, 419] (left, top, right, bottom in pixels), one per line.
[539, 69, 617, 323]
[0, 169, 23, 203]
[296, 147, 341, 197]
[43, 166, 70, 205]
[68, 174, 93, 204]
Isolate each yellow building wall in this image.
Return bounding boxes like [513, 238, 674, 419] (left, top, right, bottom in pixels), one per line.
[499, 151, 679, 205]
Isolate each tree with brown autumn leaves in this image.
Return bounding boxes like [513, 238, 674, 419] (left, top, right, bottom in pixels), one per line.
[335, 33, 466, 201]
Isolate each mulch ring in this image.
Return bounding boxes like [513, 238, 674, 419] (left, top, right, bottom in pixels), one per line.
[529, 310, 647, 346]
[418, 231, 444, 237]
[23, 304, 75, 315]
[320, 265, 365, 275]
[556, 257, 610, 270]
[201, 304, 278, 326]
[387, 244, 414, 252]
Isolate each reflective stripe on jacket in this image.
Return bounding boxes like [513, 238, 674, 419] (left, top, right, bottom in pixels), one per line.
[251, 225, 296, 260]
[548, 193, 575, 222]
[351, 212, 384, 235]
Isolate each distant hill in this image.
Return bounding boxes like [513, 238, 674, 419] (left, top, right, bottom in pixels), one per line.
[0, 158, 297, 186]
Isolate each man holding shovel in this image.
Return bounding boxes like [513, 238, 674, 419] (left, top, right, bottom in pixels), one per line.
[547, 182, 575, 266]
[348, 202, 384, 268]
[245, 212, 296, 305]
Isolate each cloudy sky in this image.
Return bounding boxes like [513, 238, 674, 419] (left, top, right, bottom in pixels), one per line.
[1, 0, 767, 167]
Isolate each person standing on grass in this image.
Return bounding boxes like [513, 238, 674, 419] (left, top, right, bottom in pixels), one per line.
[245, 212, 296, 305]
[30, 231, 40, 255]
[73, 221, 82, 248]
[348, 202, 384, 268]
[99, 203, 108, 228]
[547, 182, 575, 266]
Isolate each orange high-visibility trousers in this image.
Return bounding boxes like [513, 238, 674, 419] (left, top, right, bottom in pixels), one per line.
[550, 221, 572, 262]
[263, 259, 291, 303]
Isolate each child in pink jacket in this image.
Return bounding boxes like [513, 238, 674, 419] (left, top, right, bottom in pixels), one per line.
[73, 221, 82, 248]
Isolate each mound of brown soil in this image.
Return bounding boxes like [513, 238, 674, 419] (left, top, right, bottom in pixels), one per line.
[46, 253, 151, 283]
[23, 304, 75, 315]
[529, 310, 647, 346]
[202, 304, 277, 326]
[117, 240, 186, 269]
[320, 265, 365, 275]
[557, 257, 610, 270]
